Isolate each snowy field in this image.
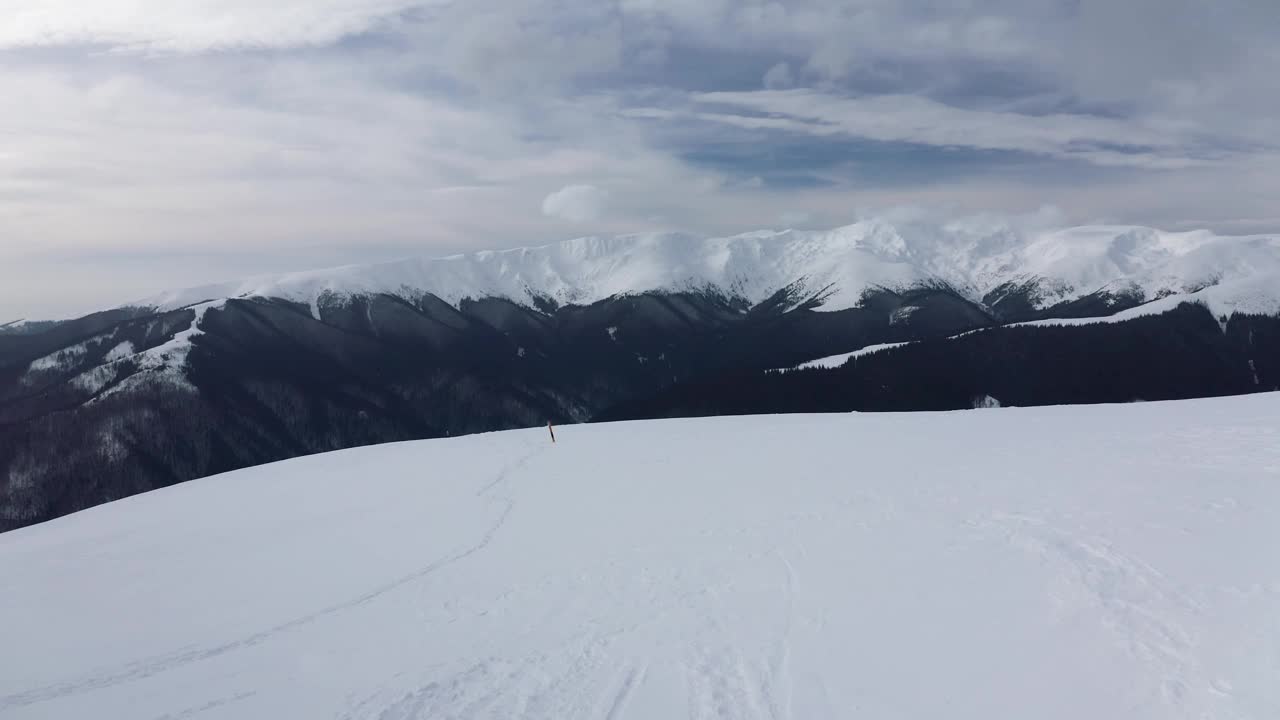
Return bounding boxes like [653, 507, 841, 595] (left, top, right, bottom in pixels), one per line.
[2, 395, 1279, 719]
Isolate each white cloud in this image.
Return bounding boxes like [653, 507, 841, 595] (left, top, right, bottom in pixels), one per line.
[686, 90, 1215, 169]
[0, 0, 427, 52]
[2, 0, 1279, 317]
[762, 62, 794, 90]
[541, 185, 609, 223]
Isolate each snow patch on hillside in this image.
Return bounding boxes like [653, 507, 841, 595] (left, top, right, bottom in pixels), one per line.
[103, 341, 135, 362]
[788, 341, 912, 370]
[27, 343, 87, 373]
[889, 305, 921, 324]
[70, 364, 120, 395]
[972, 394, 1003, 408]
[98, 301, 222, 398]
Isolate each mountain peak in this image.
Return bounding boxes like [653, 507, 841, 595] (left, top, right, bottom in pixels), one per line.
[133, 220, 1280, 321]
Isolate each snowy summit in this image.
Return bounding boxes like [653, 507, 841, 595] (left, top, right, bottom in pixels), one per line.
[138, 219, 1280, 321]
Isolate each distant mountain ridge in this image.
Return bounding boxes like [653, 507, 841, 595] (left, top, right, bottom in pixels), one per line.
[135, 220, 1280, 321]
[2, 218, 1279, 532]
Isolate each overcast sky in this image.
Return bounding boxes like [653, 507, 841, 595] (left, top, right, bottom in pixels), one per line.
[3, 0, 1279, 319]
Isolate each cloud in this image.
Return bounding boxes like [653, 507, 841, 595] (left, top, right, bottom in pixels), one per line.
[682, 90, 1215, 169]
[2, 0, 1279, 317]
[778, 211, 812, 227]
[541, 184, 609, 223]
[0, 1, 429, 52]
[762, 62, 794, 90]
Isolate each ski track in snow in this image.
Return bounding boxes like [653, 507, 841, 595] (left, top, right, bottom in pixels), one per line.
[975, 512, 1206, 707]
[0, 512, 508, 713]
[3, 397, 1280, 718]
[0, 444, 546, 715]
[603, 664, 648, 720]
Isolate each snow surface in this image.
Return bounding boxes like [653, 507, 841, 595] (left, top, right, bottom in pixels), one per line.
[788, 341, 911, 370]
[69, 364, 120, 395]
[134, 220, 1280, 320]
[102, 341, 135, 362]
[97, 300, 222, 398]
[26, 343, 88, 372]
[1010, 272, 1280, 332]
[3, 395, 1280, 719]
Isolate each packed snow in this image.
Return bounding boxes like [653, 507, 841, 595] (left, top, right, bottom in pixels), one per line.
[3, 395, 1280, 719]
[135, 219, 1280, 321]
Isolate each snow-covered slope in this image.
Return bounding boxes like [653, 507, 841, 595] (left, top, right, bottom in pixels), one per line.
[786, 341, 910, 370]
[136, 220, 1280, 320]
[3, 396, 1279, 719]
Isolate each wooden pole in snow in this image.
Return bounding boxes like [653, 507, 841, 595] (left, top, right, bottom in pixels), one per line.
[547, 421, 556, 444]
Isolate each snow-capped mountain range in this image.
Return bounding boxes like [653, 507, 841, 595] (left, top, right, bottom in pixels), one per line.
[4, 218, 1280, 534]
[138, 220, 1280, 321]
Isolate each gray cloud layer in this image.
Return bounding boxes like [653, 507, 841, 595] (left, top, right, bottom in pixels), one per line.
[2, 0, 1277, 317]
